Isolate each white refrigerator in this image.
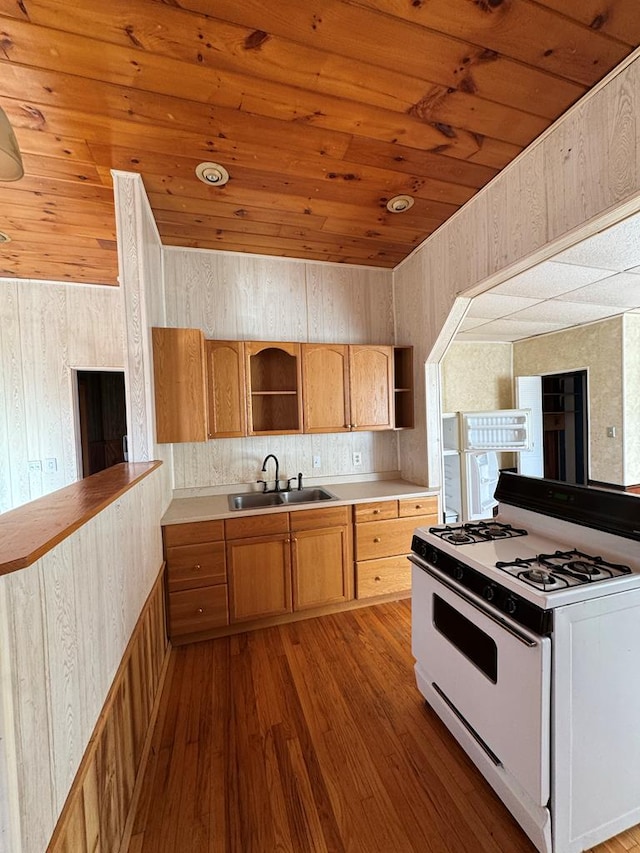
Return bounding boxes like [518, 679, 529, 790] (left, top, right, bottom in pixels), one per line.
[442, 409, 532, 523]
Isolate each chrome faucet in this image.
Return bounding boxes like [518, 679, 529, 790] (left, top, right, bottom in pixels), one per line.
[260, 454, 280, 493]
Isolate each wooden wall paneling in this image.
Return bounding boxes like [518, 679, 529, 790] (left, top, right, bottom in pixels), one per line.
[41, 535, 85, 813]
[2, 560, 56, 853]
[65, 285, 125, 368]
[0, 282, 29, 512]
[18, 284, 69, 503]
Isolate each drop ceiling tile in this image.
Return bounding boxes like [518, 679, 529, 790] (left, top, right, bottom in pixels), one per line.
[493, 260, 615, 298]
[458, 316, 490, 331]
[466, 318, 567, 340]
[466, 292, 541, 319]
[455, 331, 519, 342]
[554, 272, 640, 308]
[553, 215, 640, 271]
[509, 301, 623, 324]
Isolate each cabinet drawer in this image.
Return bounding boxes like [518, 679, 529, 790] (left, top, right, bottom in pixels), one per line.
[168, 584, 229, 637]
[353, 500, 397, 523]
[225, 512, 289, 540]
[398, 496, 438, 518]
[355, 517, 418, 561]
[166, 541, 226, 591]
[356, 555, 412, 599]
[164, 519, 224, 547]
[290, 505, 350, 531]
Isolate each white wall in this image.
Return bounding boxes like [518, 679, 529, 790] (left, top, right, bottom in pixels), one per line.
[162, 248, 399, 492]
[0, 281, 125, 513]
[394, 54, 640, 486]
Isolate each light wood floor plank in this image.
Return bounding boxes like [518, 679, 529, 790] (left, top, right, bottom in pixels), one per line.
[128, 600, 640, 853]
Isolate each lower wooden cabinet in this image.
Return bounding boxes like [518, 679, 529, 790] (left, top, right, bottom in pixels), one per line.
[354, 496, 438, 600]
[226, 505, 352, 623]
[164, 519, 229, 640]
[227, 534, 292, 622]
[291, 506, 352, 610]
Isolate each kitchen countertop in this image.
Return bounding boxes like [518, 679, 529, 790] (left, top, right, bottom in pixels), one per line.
[162, 478, 438, 525]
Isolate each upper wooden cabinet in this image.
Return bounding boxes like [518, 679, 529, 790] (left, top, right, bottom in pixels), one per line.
[152, 327, 208, 443]
[302, 343, 350, 433]
[302, 343, 395, 433]
[348, 345, 394, 431]
[205, 340, 246, 439]
[245, 341, 303, 435]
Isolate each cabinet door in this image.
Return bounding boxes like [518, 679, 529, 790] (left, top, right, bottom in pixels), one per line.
[292, 525, 352, 610]
[206, 340, 246, 438]
[152, 327, 207, 443]
[301, 343, 350, 433]
[227, 534, 292, 622]
[348, 345, 393, 431]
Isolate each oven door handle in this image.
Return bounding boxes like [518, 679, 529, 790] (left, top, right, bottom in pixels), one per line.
[408, 555, 538, 648]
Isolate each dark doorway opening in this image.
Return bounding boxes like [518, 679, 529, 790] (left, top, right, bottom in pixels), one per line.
[77, 371, 128, 477]
[542, 370, 588, 484]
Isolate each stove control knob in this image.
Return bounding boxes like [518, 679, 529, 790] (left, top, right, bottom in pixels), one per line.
[482, 583, 496, 602]
[454, 565, 464, 581]
[504, 596, 517, 615]
[430, 549, 439, 565]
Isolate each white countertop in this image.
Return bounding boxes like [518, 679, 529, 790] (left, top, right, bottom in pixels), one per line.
[162, 478, 438, 525]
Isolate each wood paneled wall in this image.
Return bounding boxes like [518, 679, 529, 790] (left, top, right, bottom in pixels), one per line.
[46, 571, 168, 853]
[112, 171, 173, 507]
[394, 54, 640, 486]
[0, 280, 125, 512]
[0, 465, 165, 853]
[161, 249, 399, 492]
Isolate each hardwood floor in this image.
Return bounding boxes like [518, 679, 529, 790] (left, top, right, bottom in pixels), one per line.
[128, 600, 640, 853]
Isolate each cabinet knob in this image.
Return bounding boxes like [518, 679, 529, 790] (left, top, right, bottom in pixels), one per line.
[373, 537, 381, 543]
[196, 607, 204, 614]
[373, 509, 380, 514]
[415, 504, 422, 509]
[374, 576, 381, 582]
[194, 564, 201, 571]
[352, 424, 358, 429]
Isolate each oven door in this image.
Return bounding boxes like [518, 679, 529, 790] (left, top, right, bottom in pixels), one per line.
[411, 557, 551, 807]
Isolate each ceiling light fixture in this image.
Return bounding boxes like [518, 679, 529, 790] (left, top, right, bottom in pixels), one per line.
[195, 161, 230, 187]
[386, 194, 414, 213]
[0, 231, 11, 243]
[0, 107, 24, 182]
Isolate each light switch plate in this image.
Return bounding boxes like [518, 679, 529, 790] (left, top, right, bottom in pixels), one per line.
[607, 426, 617, 438]
[313, 455, 321, 468]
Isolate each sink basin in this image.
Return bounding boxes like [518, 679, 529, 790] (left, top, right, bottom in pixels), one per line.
[228, 492, 285, 510]
[280, 487, 337, 504]
[228, 487, 337, 511]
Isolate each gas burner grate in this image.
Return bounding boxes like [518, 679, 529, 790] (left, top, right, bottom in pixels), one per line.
[497, 549, 632, 590]
[429, 521, 528, 545]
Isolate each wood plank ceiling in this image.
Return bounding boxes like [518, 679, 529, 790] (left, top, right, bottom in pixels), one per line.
[0, 0, 639, 285]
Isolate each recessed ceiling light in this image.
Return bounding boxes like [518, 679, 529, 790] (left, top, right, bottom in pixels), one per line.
[386, 194, 414, 213]
[195, 161, 230, 186]
[0, 230, 11, 243]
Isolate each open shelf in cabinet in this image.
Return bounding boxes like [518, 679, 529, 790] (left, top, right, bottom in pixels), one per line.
[393, 346, 414, 429]
[246, 342, 303, 434]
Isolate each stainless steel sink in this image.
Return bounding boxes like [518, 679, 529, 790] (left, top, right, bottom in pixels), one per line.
[228, 486, 337, 511]
[280, 487, 337, 504]
[228, 492, 285, 510]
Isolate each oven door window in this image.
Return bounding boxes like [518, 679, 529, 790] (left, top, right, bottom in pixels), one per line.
[433, 594, 497, 683]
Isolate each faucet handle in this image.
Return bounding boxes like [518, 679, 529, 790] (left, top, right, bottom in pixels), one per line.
[297, 472, 303, 490]
[256, 479, 268, 493]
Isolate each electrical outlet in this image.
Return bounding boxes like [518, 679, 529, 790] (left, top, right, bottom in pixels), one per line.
[353, 451, 362, 466]
[313, 455, 321, 468]
[28, 460, 42, 472]
[45, 457, 57, 473]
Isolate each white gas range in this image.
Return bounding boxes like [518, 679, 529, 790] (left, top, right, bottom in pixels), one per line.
[410, 472, 640, 853]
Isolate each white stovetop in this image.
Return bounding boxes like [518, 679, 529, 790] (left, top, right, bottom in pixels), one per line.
[417, 505, 640, 609]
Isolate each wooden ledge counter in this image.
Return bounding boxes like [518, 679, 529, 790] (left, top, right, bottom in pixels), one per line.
[0, 461, 162, 576]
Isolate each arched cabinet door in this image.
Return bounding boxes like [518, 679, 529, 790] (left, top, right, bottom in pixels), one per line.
[301, 343, 350, 433]
[348, 345, 393, 431]
[206, 340, 246, 438]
